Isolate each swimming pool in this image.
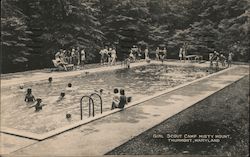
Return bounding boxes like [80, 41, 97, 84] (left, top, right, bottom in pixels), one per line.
[1, 64, 220, 134]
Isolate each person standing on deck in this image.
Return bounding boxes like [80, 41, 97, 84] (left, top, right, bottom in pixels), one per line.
[138, 47, 142, 60]
[129, 49, 136, 62]
[213, 51, 220, 68]
[228, 52, 234, 67]
[144, 48, 149, 60]
[71, 48, 77, 65]
[220, 54, 226, 67]
[159, 48, 165, 63]
[131, 45, 138, 61]
[155, 47, 160, 60]
[103, 46, 109, 64]
[179, 47, 183, 61]
[182, 43, 188, 62]
[108, 48, 112, 65]
[209, 53, 214, 66]
[80, 48, 86, 66]
[66, 50, 72, 64]
[99, 48, 106, 65]
[163, 47, 167, 60]
[111, 47, 117, 65]
[76, 47, 80, 66]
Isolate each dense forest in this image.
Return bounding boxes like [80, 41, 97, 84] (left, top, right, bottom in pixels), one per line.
[1, 0, 249, 73]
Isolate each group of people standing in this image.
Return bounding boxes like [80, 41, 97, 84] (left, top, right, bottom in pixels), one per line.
[99, 47, 117, 65]
[53, 47, 86, 70]
[128, 45, 167, 63]
[155, 47, 167, 62]
[53, 43, 234, 71]
[209, 51, 234, 67]
[99, 45, 171, 65]
[129, 45, 147, 61]
[178, 42, 188, 62]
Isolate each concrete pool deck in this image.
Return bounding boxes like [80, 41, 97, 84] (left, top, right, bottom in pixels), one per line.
[0, 64, 248, 156]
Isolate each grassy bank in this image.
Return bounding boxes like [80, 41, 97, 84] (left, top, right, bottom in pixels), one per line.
[107, 75, 249, 156]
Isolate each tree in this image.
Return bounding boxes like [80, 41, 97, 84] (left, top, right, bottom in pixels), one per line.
[100, 0, 150, 58]
[1, 0, 249, 73]
[1, 0, 31, 73]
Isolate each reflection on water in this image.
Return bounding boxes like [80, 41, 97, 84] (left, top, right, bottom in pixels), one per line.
[1, 64, 219, 134]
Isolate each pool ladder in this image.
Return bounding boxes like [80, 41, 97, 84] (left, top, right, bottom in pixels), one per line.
[80, 93, 103, 120]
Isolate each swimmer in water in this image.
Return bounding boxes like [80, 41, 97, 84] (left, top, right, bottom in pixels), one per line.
[94, 89, 104, 95]
[25, 88, 35, 102]
[57, 92, 66, 102]
[18, 84, 26, 92]
[29, 98, 46, 112]
[66, 83, 77, 92]
[48, 77, 53, 83]
[19, 84, 24, 89]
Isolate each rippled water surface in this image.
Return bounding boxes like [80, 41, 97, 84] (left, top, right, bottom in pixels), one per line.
[1, 64, 220, 134]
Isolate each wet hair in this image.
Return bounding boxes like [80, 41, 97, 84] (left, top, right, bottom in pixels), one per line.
[19, 84, 24, 89]
[120, 89, 125, 95]
[114, 88, 119, 94]
[100, 89, 103, 94]
[27, 88, 32, 94]
[48, 77, 52, 83]
[66, 113, 71, 119]
[68, 83, 72, 88]
[36, 98, 42, 103]
[60, 92, 65, 98]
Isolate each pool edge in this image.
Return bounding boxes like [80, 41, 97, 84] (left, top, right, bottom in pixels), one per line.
[0, 65, 241, 141]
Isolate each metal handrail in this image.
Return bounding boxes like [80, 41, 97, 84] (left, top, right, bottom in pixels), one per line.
[80, 95, 94, 120]
[90, 93, 103, 114]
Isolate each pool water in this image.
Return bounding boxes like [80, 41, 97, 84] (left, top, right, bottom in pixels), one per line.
[1, 64, 220, 134]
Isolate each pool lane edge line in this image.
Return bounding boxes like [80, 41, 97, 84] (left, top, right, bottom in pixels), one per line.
[0, 66, 242, 141]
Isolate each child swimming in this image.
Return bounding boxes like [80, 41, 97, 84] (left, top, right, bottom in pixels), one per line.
[48, 77, 53, 83]
[29, 98, 46, 112]
[57, 92, 66, 102]
[24, 88, 36, 102]
[18, 84, 26, 92]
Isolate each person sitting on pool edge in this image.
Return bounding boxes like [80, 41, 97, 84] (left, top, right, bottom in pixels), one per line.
[117, 89, 127, 109]
[111, 89, 132, 110]
[29, 98, 46, 112]
[25, 88, 36, 102]
[111, 88, 120, 110]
